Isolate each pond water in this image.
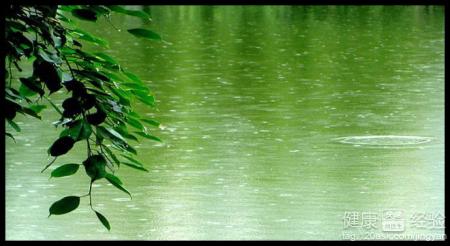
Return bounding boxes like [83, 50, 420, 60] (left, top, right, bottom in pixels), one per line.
[6, 6, 445, 240]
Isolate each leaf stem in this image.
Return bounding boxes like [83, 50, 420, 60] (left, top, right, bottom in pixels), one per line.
[41, 157, 57, 173]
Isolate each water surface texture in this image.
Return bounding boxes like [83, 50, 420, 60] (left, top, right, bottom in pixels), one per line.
[6, 6, 445, 240]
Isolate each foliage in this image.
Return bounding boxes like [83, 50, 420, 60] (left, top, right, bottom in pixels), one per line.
[5, 5, 162, 231]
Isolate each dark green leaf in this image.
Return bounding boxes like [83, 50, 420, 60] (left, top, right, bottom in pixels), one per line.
[21, 107, 41, 119]
[56, 12, 74, 24]
[101, 71, 125, 82]
[98, 126, 136, 155]
[62, 97, 82, 118]
[80, 94, 96, 111]
[107, 6, 151, 20]
[49, 136, 75, 157]
[59, 5, 80, 12]
[134, 131, 161, 142]
[6, 88, 26, 102]
[83, 154, 107, 181]
[5, 99, 21, 120]
[33, 60, 62, 93]
[142, 7, 152, 16]
[121, 83, 149, 92]
[135, 93, 155, 107]
[103, 145, 120, 166]
[122, 144, 137, 155]
[109, 87, 131, 106]
[141, 118, 160, 127]
[105, 173, 131, 198]
[106, 127, 126, 142]
[86, 88, 112, 97]
[120, 154, 143, 166]
[19, 77, 44, 97]
[64, 80, 87, 97]
[86, 109, 107, 125]
[89, 6, 110, 16]
[71, 9, 97, 21]
[59, 120, 91, 141]
[127, 28, 161, 41]
[122, 162, 148, 172]
[127, 117, 144, 130]
[29, 104, 47, 114]
[114, 126, 139, 142]
[51, 164, 80, 178]
[49, 196, 80, 216]
[6, 132, 16, 142]
[94, 52, 118, 65]
[122, 70, 143, 84]
[70, 29, 108, 47]
[7, 119, 21, 132]
[95, 211, 111, 231]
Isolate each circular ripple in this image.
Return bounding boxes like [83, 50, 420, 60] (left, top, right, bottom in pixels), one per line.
[334, 135, 433, 147]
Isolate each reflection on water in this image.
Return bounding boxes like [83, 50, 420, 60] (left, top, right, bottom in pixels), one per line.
[6, 6, 444, 240]
[334, 135, 434, 147]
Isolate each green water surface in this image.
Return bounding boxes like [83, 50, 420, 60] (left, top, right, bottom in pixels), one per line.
[5, 6, 445, 240]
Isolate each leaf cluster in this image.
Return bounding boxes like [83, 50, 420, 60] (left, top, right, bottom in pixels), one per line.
[5, 5, 163, 231]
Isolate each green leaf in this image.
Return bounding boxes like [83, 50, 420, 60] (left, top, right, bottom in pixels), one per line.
[79, 120, 93, 140]
[114, 126, 139, 142]
[124, 144, 137, 155]
[120, 154, 143, 166]
[107, 128, 126, 142]
[127, 28, 161, 41]
[105, 172, 122, 185]
[143, 7, 152, 16]
[19, 77, 44, 96]
[105, 173, 131, 198]
[101, 71, 125, 82]
[121, 82, 149, 92]
[134, 131, 161, 142]
[19, 83, 37, 97]
[134, 92, 155, 106]
[122, 70, 143, 84]
[107, 6, 151, 20]
[7, 119, 21, 132]
[70, 29, 108, 47]
[127, 117, 144, 130]
[21, 107, 42, 120]
[6, 132, 16, 142]
[49, 196, 80, 216]
[29, 104, 47, 114]
[51, 164, 80, 178]
[6, 87, 26, 101]
[95, 211, 111, 231]
[89, 6, 110, 16]
[37, 49, 62, 64]
[98, 126, 137, 155]
[103, 145, 120, 166]
[60, 120, 91, 140]
[141, 118, 160, 127]
[94, 52, 118, 65]
[122, 162, 148, 172]
[109, 87, 131, 106]
[56, 11, 75, 24]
